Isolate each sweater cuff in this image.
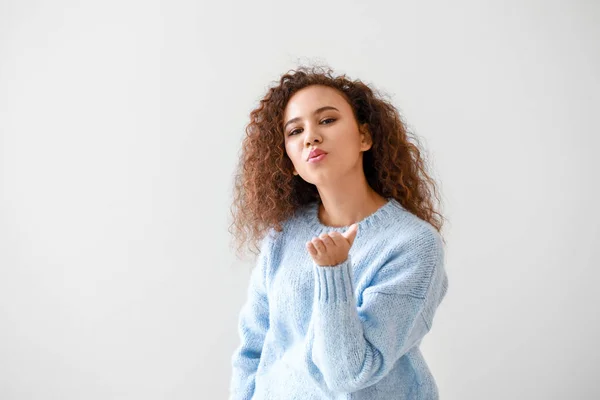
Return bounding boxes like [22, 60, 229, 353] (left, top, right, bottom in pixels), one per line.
[312, 256, 354, 303]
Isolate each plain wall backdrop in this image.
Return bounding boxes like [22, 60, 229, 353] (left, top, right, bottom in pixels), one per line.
[1, 0, 598, 399]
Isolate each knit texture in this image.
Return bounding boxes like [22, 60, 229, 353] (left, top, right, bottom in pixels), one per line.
[229, 198, 449, 400]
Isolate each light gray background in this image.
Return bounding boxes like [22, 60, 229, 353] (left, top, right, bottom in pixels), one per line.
[1, 1, 598, 399]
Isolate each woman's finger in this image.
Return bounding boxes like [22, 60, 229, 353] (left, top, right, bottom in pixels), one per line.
[306, 241, 317, 255]
[328, 231, 345, 247]
[320, 234, 335, 249]
[312, 238, 325, 253]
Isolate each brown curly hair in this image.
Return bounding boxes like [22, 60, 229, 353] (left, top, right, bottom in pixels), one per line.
[229, 64, 447, 260]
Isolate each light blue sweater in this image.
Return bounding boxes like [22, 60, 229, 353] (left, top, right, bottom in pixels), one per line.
[229, 198, 449, 399]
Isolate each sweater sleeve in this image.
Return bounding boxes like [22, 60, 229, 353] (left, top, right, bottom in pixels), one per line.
[229, 231, 274, 400]
[308, 230, 449, 393]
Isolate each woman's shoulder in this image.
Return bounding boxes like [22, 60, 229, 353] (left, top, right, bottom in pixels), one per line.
[376, 201, 444, 258]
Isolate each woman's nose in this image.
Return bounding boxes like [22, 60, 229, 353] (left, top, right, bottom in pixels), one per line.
[304, 128, 321, 146]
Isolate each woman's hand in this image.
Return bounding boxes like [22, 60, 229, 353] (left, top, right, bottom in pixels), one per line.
[306, 223, 359, 267]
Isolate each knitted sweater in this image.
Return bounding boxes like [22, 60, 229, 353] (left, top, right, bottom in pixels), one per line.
[229, 198, 449, 399]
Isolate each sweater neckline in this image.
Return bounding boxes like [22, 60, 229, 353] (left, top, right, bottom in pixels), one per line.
[306, 197, 401, 232]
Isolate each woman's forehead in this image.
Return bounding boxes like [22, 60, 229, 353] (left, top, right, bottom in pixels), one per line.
[284, 86, 349, 118]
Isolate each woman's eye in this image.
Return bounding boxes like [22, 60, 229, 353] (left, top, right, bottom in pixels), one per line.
[288, 119, 335, 136]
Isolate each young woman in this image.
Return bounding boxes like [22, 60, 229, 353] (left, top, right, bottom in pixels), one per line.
[228, 65, 449, 399]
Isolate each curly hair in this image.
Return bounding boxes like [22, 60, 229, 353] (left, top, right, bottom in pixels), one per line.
[229, 64, 447, 260]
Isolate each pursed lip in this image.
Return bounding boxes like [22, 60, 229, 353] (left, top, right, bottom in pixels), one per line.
[307, 148, 328, 161]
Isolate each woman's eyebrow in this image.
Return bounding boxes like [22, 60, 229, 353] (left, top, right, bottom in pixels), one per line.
[284, 106, 339, 130]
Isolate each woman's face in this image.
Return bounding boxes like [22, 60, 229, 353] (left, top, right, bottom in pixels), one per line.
[282, 85, 371, 185]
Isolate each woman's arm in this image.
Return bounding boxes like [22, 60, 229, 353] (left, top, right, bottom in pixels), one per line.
[307, 229, 449, 393]
[229, 232, 273, 400]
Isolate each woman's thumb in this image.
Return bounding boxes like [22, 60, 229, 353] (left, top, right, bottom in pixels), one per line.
[343, 223, 359, 244]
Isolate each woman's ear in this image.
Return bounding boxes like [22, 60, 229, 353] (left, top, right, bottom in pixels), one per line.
[359, 123, 373, 151]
